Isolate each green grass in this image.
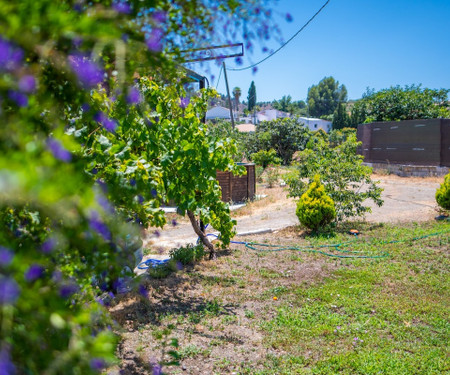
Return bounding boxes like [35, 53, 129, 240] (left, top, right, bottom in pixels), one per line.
[119, 221, 449, 374]
[257, 222, 449, 374]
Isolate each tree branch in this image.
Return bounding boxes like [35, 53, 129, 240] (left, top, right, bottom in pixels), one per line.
[186, 210, 216, 260]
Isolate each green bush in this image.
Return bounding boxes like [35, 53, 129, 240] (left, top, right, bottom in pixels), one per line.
[296, 175, 336, 231]
[251, 149, 281, 170]
[436, 173, 450, 210]
[169, 244, 206, 265]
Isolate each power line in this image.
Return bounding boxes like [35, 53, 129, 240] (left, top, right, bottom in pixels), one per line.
[227, 0, 331, 72]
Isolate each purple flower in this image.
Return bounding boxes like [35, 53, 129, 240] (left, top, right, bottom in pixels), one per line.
[138, 284, 148, 298]
[59, 283, 79, 299]
[137, 195, 145, 204]
[286, 13, 293, 22]
[94, 112, 118, 133]
[235, 57, 243, 65]
[175, 261, 183, 270]
[112, 1, 131, 14]
[150, 189, 157, 197]
[0, 37, 23, 72]
[89, 212, 112, 241]
[153, 230, 160, 238]
[68, 55, 104, 88]
[90, 358, 105, 371]
[81, 103, 90, 112]
[180, 96, 190, 109]
[146, 28, 164, 52]
[41, 237, 56, 254]
[0, 277, 20, 305]
[152, 363, 162, 375]
[18, 75, 37, 93]
[0, 347, 16, 375]
[47, 138, 72, 162]
[152, 11, 167, 24]
[24, 264, 45, 282]
[171, 219, 177, 227]
[96, 191, 115, 214]
[8, 90, 28, 107]
[0, 247, 13, 266]
[127, 87, 142, 104]
[252, 67, 258, 74]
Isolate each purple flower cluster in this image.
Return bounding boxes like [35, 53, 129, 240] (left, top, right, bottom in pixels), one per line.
[0, 246, 13, 266]
[47, 138, 72, 162]
[0, 277, 20, 305]
[41, 237, 57, 254]
[0, 347, 16, 375]
[126, 87, 143, 104]
[285, 13, 293, 22]
[8, 90, 28, 107]
[24, 264, 45, 282]
[146, 28, 164, 52]
[59, 282, 79, 299]
[94, 112, 118, 133]
[90, 358, 106, 371]
[179, 96, 190, 109]
[18, 75, 37, 93]
[0, 36, 23, 72]
[68, 55, 104, 89]
[112, 1, 131, 14]
[89, 211, 112, 241]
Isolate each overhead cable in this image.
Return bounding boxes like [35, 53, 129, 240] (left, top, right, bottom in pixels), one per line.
[227, 0, 331, 71]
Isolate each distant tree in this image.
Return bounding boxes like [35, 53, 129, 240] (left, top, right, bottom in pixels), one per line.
[273, 95, 307, 115]
[232, 86, 241, 112]
[332, 102, 350, 129]
[246, 118, 311, 165]
[307, 76, 348, 118]
[351, 85, 450, 123]
[248, 81, 257, 111]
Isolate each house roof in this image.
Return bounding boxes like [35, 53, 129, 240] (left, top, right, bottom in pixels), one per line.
[235, 123, 256, 132]
[205, 106, 232, 119]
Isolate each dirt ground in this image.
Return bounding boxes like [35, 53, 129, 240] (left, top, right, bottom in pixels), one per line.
[107, 174, 447, 374]
[143, 174, 444, 252]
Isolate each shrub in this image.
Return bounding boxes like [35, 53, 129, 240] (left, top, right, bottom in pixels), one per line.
[296, 175, 336, 231]
[266, 165, 280, 188]
[169, 244, 206, 265]
[251, 149, 281, 170]
[287, 130, 383, 221]
[436, 173, 450, 210]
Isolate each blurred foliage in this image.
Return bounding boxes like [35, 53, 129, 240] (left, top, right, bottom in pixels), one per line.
[0, 0, 284, 373]
[251, 149, 280, 170]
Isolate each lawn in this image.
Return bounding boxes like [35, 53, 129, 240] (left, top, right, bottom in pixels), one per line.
[110, 220, 449, 374]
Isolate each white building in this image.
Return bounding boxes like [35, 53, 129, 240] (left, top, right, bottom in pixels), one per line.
[297, 117, 332, 133]
[205, 106, 237, 121]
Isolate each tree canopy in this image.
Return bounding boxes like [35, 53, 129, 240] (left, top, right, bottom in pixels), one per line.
[351, 85, 450, 123]
[307, 76, 348, 118]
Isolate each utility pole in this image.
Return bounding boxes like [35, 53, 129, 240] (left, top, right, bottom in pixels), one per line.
[222, 61, 235, 129]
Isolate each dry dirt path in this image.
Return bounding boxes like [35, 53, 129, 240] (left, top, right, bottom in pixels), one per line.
[144, 175, 443, 253]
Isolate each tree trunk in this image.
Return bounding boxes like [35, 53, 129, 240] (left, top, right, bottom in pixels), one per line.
[186, 210, 216, 260]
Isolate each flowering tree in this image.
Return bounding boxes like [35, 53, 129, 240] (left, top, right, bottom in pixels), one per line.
[0, 0, 284, 373]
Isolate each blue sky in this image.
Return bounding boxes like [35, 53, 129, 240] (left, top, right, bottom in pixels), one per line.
[191, 0, 450, 102]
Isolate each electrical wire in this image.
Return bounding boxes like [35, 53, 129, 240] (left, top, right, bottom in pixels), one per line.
[228, 0, 331, 72]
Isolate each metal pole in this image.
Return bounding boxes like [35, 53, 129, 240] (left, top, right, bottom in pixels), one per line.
[222, 61, 235, 129]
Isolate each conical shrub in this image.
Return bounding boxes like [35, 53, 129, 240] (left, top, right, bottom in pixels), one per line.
[436, 172, 450, 210]
[296, 175, 336, 231]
